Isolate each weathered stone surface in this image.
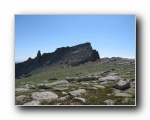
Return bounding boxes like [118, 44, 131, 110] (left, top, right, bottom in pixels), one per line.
[24, 84, 36, 89]
[53, 87, 68, 91]
[130, 82, 135, 88]
[93, 85, 105, 89]
[38, 84, 53, 89]
[113, 88, 121, 94]
[49, 80, 70, 86]
[123, 88, 135, 94]
[31, 91, 58, 102]
[58, 95, 69, 101]
[115, 93, 132, 97]
[38, 80, 70, 89]
[29, 85, 36, 89]
[73, 97, 86, 103]
[104, 99, 115, 105]
[122, 98, 130, 103]
[62, 91, 67, 95]
[113, 80, 130, 90]
[100, 81, 110, 84]
[77, 76, 99, 82]
[15, 88, 30, 93]
[69, 89, 86, 96]
[99, 76, 120, 82]
[15, 95, 28, 101]
[23, 100, 41, 105]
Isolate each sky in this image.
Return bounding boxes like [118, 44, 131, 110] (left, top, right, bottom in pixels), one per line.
[15, 15, 135, 62]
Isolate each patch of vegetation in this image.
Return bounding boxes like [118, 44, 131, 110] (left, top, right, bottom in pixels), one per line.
[15, 58, 135, 105]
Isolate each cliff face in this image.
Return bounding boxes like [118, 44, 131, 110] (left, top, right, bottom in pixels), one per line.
[15, 42, 100, 78]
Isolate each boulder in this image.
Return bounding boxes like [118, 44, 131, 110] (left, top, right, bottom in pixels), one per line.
[15, 88, 30, 93]
[130, 82, 135, 88]
[24, 84, 36, 89]
[38, 84, 53, 89]
[113, 88, 121, 94]
[115, 93, 132, 97]
[49, 80, 70, 86]
[53, 87, 68, 91]
[31, 91, 58, 102]
[93, 85, 105, 89]
[77, 76, 99, 82]
[107, 94, 111, 96]
[29, 85, 36, 89]
[121, 98, 130, 103]
[23, 100, 41, 105]
[62, 91, 67, 95]
[73, 97, 86, 103]
[15, 95, 28, 102]
[113, 80, 130, 90]
[38, 80, 70, 89]
[100, 81, 110, 84]
[58, 95, 69, 101]
[69, 89, 86, 97]
[104, 99, 115, 105]
[99, 75, 120, 82]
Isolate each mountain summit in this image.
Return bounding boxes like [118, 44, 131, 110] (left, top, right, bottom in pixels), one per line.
[15, 42, 100, 78]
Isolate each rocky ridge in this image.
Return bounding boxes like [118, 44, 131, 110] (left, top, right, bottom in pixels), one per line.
[15, 42, 100, 78]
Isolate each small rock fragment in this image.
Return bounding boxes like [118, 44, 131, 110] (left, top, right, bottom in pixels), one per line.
[104, 99, 115, 105]
[115, 93, 132, 97]
[23, 100, 41, 105]
[73, 97, 86, 103]
[15, 88, 30, 93]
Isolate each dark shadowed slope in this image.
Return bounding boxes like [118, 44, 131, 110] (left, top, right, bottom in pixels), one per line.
[15, 42, 100, 78]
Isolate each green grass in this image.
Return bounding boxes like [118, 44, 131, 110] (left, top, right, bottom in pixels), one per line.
[15, 59, 135, 105]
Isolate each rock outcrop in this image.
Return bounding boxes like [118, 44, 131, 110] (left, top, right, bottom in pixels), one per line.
[15, 42, 100, 78]
[31, 91, 58, 102]
[69, 89, 86, 97]
[113, 80, 130, 90]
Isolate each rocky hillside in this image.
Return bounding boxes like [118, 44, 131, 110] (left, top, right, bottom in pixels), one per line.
[15, 57, 135, 106]
[15, 42, 100, 78]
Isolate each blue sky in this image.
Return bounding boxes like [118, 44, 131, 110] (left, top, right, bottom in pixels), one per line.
[15, 15, 135, 62]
